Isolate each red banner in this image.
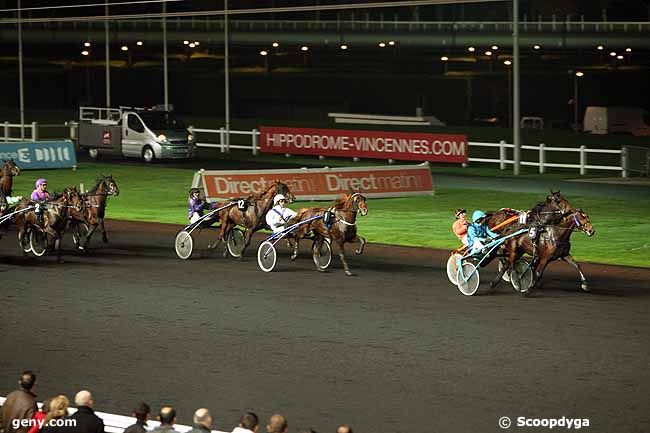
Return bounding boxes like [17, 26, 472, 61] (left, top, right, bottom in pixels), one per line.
[260, 126, 468, 163]
[193, 164, 434, 201]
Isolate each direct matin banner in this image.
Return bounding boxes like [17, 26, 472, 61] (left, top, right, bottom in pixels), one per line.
[192, 163, 434, 201]
[0, 141, 77, 169]
[260, 126, 468, 163]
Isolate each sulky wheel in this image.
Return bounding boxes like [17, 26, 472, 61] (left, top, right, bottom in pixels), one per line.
[456, 262, 480, 296]
[446, 253, 463, 285]
[312, 238, 332, 271]
[257, 241, 277, 272]
[174, 230, 194, 260]
[29, 227, 48, 257]
[510, 259, 534, 293]
[226, 228, 246, 258]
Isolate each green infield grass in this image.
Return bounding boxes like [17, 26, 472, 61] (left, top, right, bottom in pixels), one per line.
[10, 162, 649, 268]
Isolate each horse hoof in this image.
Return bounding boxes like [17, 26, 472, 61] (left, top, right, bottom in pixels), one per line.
[581, 283, 589, 292]
[290, 253, 297, 261]
[345, 270, 353, 276]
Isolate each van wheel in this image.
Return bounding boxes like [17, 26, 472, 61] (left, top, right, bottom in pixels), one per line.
[88, 148, 99, 159]
[142, 146, 155, 163]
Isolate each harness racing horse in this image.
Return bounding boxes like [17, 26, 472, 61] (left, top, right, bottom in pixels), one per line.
[68, 175, 120, 249]
[0, 159, 21, 196]
[291, 192, 368, 276]
[14, 187, 82, 262]
[211, 180, 294, 257]
[493, 208, 594, 294]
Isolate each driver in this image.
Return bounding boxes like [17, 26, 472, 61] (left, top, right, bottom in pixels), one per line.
[467, 210, 498, 254]
[265, 194, 297, 233]
[188, 188, 209, 223]
[31, 178, 50, 201]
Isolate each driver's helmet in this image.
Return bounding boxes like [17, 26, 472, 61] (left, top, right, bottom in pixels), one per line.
[273, 194, 287, 205]
[189, 188, 201, 197]
[472, 210, 487, 223]
[35, 178, 47, 188]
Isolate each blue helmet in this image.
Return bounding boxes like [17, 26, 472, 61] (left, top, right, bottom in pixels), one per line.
[472, 210, 486, 223]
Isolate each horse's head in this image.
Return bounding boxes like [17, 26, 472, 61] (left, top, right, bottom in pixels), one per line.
[348, 192, 368, 216]
[274, 180, 295, 203]
[63, 187, 83, 212]
[573, 208, 595, 237]
[547, 190, 574, 215]
[98, 175, 119, 196]
[105, 175, 119, 196]
[2, 159, 20, 177]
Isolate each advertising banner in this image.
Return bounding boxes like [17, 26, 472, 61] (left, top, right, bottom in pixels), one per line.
[193, 163, 434, 201]
[259, 126, 468, 163]
[0, 141, 77, 169]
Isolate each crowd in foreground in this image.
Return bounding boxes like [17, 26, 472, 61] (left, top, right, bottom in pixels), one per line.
[0, 372, 353, 433]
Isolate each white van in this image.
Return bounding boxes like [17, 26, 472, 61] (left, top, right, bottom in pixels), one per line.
[583, 106, 650, 136]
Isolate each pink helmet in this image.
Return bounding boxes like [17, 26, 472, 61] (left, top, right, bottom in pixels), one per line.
[35, 178, 47, 188]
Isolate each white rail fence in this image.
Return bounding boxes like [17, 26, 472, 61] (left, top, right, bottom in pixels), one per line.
[2, 122, 642, 177]
[0, 397, 228, 433]
[470, 140, 629, 177]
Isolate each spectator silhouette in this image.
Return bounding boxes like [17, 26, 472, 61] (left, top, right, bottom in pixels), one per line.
[187, 409, 212, 433]
[67, 391, 104, 433]
[265, 415, 287, 433]
[0, 371, 38, 433]
[123, 403, 150, 433]
[232, 412, 258, 433]
[151, 407, 181, 433]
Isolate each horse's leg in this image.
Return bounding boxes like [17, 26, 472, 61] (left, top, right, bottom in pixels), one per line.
[354, 235, 366, 255]
[337, 240, 353, 276]
[100, 218, 108, 243]
[529, 256, 550, 294]
[221, 222, 234, 257]
[208, 217, 226, 250]
[290, 236, 300, 261]
[82, 223, 99, 249]
[54, 232, 64, 263]
[490, 245, 515, 289]
[239, 226, 256, 259]
[562, 254, 589, 292]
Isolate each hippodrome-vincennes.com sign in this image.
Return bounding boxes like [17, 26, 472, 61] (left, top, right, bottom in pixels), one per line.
[259, 126, 468, 163]
[192, 163, 434, 201]
[0, 141, 77, 169]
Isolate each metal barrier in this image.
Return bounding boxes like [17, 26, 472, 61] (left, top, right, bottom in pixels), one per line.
[1, 121, 38, 142]
[188, 126, 259, 155]
[469, 140, 627, 177]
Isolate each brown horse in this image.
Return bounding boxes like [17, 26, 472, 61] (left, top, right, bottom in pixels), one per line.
[484, 190, 575, 233]
[14, 187, 82, 262]
[494, 208, 595, 294]
[210, 180, 294, 257]
[0, 159, 21, 196]
[291, 192, 368, 276]
[68, 175, 120, 249]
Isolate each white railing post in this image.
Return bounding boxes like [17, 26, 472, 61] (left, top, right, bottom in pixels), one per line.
[499, 140, 506, 170]
[31, 122, 39, 141]
[252, 128, 258, 155]
[219, 127, 225, 153]
[579, 145, 586, 175]
[3, 121, 8, 142]
[538, 142, 545, 174]
[621, 146, 628, 178]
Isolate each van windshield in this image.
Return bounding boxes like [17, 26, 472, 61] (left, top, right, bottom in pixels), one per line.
[138, 111, 186, 130]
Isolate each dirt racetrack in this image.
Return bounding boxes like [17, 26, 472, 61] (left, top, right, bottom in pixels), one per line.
[1, 220, 649, 433]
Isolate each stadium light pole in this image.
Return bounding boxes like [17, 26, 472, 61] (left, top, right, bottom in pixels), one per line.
[105, 0, 111, 107]
[224, 0, 230, 152]
[163, 0, 169, 110]
[512, 0, 521, 175]
[18, 0, 24, 138]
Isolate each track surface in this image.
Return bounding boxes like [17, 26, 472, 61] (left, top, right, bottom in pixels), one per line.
[1, 221, 649, 433]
